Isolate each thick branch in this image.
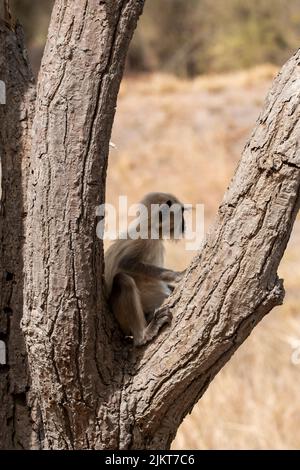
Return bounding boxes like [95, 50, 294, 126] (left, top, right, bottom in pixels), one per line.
[22, 0, 145, 449]
[127, 50, 300, 449]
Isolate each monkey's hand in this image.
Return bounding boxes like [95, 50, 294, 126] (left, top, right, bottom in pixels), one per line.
[160, 269, 185, 283]
[165, 269, 186, 286]
[175, 269, 186, 282]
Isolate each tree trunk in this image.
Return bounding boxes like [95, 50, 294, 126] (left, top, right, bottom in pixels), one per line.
[0, 16, 37, 448]
[1, 0, 300, 450]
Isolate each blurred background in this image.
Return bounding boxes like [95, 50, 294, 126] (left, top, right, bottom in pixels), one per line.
[12, 0, 300, 449]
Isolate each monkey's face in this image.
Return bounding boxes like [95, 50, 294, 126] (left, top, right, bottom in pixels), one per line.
[139, 192, 185, 241]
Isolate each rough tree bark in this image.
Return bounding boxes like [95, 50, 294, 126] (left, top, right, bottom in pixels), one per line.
[1, 0, 300, 450]
[0, 14, 37, 448]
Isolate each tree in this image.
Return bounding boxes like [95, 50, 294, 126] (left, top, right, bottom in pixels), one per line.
[0, 0, 299, 450]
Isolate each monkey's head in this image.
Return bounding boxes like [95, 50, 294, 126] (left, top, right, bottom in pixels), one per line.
[138, 192, 185, 240]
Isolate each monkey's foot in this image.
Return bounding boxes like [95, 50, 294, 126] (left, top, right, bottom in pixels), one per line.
[135, 308, 172, 347]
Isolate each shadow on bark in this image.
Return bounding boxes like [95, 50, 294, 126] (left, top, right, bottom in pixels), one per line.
[0, 20, 37, 449]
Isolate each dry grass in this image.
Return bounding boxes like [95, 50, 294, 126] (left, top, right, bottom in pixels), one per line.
[107, 65, 300, 449]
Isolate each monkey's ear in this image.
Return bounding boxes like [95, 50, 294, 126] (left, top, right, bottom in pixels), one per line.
[166, 200, 172, 207]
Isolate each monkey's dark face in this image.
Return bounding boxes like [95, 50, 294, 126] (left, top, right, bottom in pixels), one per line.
[163, 196, 185, 240]
[139, 192, 185, 240]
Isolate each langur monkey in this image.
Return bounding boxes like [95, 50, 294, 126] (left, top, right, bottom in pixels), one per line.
[105, 192, 185, 346]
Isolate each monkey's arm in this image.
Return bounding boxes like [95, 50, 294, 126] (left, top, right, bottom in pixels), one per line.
[120, 258, 184, 282]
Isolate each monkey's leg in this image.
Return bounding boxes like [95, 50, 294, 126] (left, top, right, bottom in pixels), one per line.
[110, 272, 148, 345]
[111, 273, 172, 347]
